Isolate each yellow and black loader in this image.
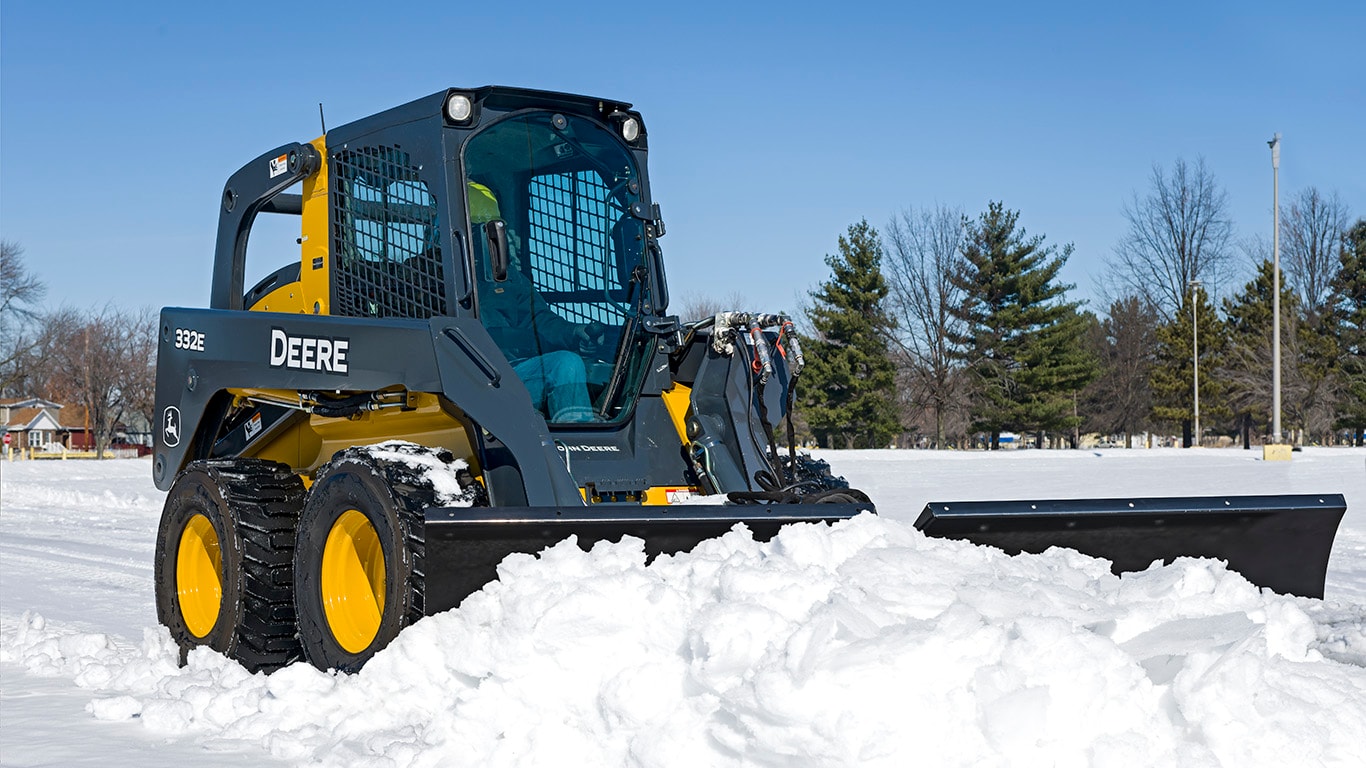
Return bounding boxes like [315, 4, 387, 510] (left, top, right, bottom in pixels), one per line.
[152, 86, 1345, 674]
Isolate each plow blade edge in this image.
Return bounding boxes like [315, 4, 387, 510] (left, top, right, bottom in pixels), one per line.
[914, 494, 1347, 598]
[422, 503, 872, 614]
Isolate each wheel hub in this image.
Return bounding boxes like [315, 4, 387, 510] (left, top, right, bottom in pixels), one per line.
[321, 509, 386, 653]
[176, 513, 222, 638]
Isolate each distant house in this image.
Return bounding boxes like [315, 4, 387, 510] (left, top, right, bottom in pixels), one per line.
[1, 397, 93, 451]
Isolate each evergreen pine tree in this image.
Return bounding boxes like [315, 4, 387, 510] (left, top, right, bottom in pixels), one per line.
[1151, 285, 1227, 445]
[1330, 219, 1366, 444]
[1222, 259, 1334, 443]
[949, 202, 1097, 448]
[801, 220, 900, 449]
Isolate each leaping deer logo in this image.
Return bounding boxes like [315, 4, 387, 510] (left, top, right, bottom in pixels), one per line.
[163, 406, 181, 448]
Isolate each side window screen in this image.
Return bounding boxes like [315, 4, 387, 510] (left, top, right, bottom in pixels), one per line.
[332, 146, 445, 318]
[527, 171, 628, 325]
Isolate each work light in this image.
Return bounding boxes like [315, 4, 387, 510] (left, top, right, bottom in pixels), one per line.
[445, 94, 473, 123]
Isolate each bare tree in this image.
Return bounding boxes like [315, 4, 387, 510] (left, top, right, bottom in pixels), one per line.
[1284, 187, 1349, 320]
[1109, 158, 1236, 318]
[1221, 258, 1338, 445]
[883, 204, 967, 448]
[118, 308, 159, 436]
[1080, 296, 1158, 446]
[36, 306, 157, 456]
[675, 290, 749, 323]
[0, 240, 48, 395]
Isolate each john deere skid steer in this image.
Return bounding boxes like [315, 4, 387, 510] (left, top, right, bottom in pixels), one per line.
[152, 86, 1345, 674]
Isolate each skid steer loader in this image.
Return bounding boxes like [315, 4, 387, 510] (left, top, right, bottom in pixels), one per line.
[152, 86, 1346, 675]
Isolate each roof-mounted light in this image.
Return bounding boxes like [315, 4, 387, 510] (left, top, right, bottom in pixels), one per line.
[607, 110, 641, 143]
[445, 93, 473, 124]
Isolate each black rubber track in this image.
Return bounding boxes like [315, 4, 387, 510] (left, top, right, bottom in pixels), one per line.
[154, 459, 306, 673]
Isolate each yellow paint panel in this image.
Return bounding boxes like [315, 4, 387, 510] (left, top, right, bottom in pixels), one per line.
[227, 389, 477, 482]
[249, 281, 307, 313]
[660, 384, 691, 446]
[299, 135, 330, 316]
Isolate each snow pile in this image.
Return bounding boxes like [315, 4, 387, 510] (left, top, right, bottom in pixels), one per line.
[7, 514, 1366, 767]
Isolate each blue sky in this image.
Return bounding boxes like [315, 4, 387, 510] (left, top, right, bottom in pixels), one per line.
[2, 1, 1363, 318]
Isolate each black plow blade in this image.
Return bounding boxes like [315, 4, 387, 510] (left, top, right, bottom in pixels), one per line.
[914, 494, 1348, 598]
[422, 502, 873, 614]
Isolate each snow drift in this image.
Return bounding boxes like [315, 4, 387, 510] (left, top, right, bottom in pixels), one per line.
[4, 452, 1366, 766]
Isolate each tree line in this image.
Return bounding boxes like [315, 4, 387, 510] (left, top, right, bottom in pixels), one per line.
[1, 241, 156, 456]
[796, 159, 1366, 450]
[6, 156, 1363, 456]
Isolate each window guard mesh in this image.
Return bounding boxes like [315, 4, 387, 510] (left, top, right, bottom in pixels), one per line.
[527, 171, 629, 325]
[332, 146, 446, 318]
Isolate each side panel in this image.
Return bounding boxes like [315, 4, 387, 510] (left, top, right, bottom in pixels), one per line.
[427, 317, 585, 506]
[154, 308, 441, 487]
[153, 310, 570, 490]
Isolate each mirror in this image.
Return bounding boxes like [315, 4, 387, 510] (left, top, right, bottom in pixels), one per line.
[484, 219, 509, 282]
[647, 241, 668, 312]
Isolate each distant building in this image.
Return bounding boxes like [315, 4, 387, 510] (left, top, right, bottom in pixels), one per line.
[1, 397, 93, 451]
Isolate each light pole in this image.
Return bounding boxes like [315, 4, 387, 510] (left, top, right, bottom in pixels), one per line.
[1268, 133, 1282, 444]
[1190, 280, 1201, 447]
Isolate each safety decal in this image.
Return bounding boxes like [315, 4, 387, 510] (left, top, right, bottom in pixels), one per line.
[244, 412, 263, 440]
[665, 488, 697, 504]
[162, 406, 181, 448]
[269, 154, 289, 178]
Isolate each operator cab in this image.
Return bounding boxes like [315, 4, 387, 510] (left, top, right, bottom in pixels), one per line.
[300, 88, 669, 428]
[464, 110, 655, 425]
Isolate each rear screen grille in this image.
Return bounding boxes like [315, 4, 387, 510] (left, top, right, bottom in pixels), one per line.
[332, 146, 445, 318]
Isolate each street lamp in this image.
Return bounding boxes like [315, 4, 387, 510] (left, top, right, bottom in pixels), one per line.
[1190, 279, 1201, 448]
[1268, 133, 1282, 444]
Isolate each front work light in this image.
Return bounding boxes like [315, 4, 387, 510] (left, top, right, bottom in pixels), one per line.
[621, 117, 640, 142]
[445, 94, 473, 123]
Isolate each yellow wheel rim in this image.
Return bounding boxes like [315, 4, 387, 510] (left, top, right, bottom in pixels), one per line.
[176, 513, 222, 638]
[321, 509, 386, 654]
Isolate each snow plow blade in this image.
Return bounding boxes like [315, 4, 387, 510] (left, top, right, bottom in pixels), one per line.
[914, 494, 1347, 598]
[422, 503, 873, 614]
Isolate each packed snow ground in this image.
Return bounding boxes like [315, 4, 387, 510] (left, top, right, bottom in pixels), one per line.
[3, 448, 1365, 767]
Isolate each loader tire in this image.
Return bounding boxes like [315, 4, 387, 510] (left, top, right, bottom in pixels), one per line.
[293, 446, 446, 673]
[154, 459, 306, 673]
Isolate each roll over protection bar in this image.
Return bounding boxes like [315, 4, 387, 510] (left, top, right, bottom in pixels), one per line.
[210, 142, 321, 310]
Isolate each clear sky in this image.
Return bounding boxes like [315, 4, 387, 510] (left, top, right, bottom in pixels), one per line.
[2, 1, 1363, 318]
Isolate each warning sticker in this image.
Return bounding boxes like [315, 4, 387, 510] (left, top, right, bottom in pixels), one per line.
[665, 488, 697, 504]
[268, 154, 289, 178]
[244, 412, 263, 440]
